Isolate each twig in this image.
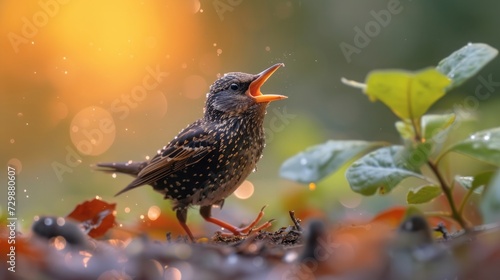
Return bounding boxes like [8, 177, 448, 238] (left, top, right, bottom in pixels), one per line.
[289, 211, 302, 231]
[427, 160, 469, 231]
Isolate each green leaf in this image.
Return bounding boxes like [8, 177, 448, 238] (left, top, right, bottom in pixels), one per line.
[480, 171, 500, 223]
[437, 43, 498, 90]
[448, 127, 500, 166]
[454, 175, 473, 190]
[364, 68, 451, 120]
[400, 142, 433, 170]
[406, 185, 442, 204]
[421, 113, 456, 141]
[346, 146, 426, 196]
[455, 171, 495, 195]
[395, 121, 415, 140]
[280, 140, 385, 183]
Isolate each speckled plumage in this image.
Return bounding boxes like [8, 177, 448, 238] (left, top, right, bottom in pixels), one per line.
[97, 63, 286, 241]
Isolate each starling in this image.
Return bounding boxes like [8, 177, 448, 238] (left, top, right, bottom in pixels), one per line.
[97, 63, 287, 241]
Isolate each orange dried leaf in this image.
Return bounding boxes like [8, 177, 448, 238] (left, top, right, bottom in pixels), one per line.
[66, 198, 116, 238]
[371, 206, 407, 228]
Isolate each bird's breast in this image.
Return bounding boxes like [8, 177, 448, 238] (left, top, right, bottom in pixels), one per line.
[173, 118, 266, 208]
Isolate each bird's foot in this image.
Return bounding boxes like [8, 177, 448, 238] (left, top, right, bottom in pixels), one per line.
[217, 205, 274, 237]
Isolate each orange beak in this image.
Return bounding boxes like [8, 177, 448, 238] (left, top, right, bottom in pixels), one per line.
[248, 63, 288, 103]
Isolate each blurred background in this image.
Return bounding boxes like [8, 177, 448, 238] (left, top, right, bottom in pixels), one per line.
[1, 0, 500, 236]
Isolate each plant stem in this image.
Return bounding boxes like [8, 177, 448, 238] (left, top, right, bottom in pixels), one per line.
[458, 187, 475, 216]
[411, 118, 422, 142]
[427, 160, 469, 231]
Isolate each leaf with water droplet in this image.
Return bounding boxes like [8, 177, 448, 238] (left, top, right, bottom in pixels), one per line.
[280, 140, 386, 183]
[406, 184, 442, 204]
[436, 43, 498, 91]
[363, 68, 450, 120]
[455, 171, 494, 195]
[447, 127, 500, 166]
[346, 146, 427, 196]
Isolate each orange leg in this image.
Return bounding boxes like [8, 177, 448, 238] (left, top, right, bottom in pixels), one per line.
[200, 205, 272, 235]
[176, 209, 195, 242]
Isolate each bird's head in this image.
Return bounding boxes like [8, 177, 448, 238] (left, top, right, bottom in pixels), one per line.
[204, 63, 287, 120]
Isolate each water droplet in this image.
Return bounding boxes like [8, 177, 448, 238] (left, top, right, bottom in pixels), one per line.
[265, 46, 271, 52]
[300, 158, 308, 165]
[10, 139, 15, 144]
[483, 133, 491, 141]
[17, 112, 23, 117]
[112, 173, 117, 178]
[227, 254, 238, 265]
[216, 49, 222, 56]
[470, 134, 476, 140]
[44, 218, 53, 226]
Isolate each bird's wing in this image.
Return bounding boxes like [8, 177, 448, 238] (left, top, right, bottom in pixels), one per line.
[122, 121, 216, 191]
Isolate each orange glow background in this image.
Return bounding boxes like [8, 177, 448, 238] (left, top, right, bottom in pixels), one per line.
[1, 1, 499, 235]
[0, 0, 299, 233]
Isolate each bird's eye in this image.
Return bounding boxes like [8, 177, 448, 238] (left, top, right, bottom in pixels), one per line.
[230, 83, 239, 90]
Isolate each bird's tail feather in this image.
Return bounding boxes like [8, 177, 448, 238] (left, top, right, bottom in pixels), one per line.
[94, 161, 147, 176]
[114, 181, 143, 197]
[94, 161, 148, 196]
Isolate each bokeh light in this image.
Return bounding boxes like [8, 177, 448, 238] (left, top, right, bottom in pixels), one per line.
[7, 158, 23, 174]
[69, 106, 115, 156]
[1, 0, 500, 244]
[147, 205, 161, 221]
[234, 180, 255, 200]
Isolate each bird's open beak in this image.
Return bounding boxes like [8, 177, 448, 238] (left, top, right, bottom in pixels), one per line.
[248, 63, 288, 103]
